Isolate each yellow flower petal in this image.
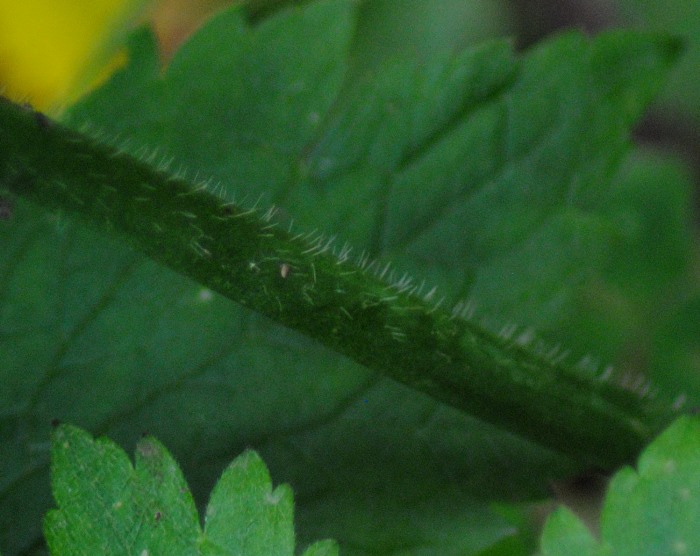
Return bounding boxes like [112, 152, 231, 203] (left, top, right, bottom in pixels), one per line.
[0, 0, 142, 110]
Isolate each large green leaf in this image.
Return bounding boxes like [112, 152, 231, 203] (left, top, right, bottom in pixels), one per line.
[0, 0, 685, 553]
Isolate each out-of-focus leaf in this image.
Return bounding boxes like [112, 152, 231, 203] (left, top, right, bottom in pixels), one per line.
[650, 294, 700, 405]
[548, 151, 696, 383]
[350, 0, 513, 76]
[618, 0, 700, 121]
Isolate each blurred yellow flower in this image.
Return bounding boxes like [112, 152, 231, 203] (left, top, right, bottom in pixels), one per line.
[0, 0, 146, 111]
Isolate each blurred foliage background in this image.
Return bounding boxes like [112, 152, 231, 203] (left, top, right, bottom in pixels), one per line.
[1, 0, 697, 192]
[1, 2, 698, 552]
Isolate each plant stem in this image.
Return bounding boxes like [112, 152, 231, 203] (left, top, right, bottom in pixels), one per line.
[0, 96, 678, 468]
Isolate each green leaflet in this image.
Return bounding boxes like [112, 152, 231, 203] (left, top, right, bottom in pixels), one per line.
[540, 416, 700, 555]
[44, 424, 337, 555]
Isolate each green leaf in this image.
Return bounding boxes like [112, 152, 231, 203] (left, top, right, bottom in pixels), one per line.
[650, 294, 700, 404]
[45, 424, 335, 555]
[0, 1, 687, 553]
[618, 0, 700, 121]
[44, 425, 199, 554]
[300, 540, 339, 556]
[349, 0, 513, 76]
[602, 416, 700, 554]
[203, 450, 296, 554]
[540, 507, 598, 556]
[534, 149, 697, 379]
[539, 416, 700, 556]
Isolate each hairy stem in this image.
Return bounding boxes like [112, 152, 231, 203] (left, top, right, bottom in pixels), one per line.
[0, 96, 678, 468]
